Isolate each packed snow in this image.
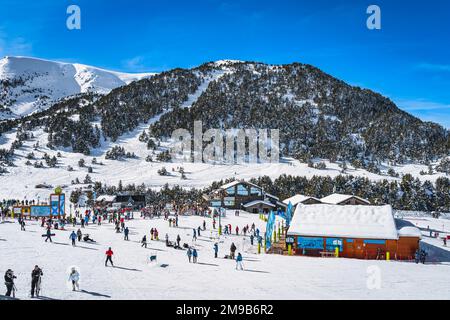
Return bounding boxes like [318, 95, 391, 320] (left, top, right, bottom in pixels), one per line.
[0, 210, 449, 300]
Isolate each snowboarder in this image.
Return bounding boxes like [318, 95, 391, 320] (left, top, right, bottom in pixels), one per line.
[105, 247, 114, 267]
[44, 227, 53, 243]
[124, 227, 129, 241]
[77, 229, 82, 242]
[69, 231, 77, 246]
[192, 248, 198, 263]
[214, 243, 219, 258]
[187, 247, 192, 263]
[30, 265, 43, 298]
[68, 267, 80, 291]
[236, 253, 244, 270]
[141, 235, 147, 248]
[230, 242, 237, 259]
[4, 269, 16, 297]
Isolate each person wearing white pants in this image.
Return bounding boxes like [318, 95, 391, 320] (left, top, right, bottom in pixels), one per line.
[68, 268, 80, 291]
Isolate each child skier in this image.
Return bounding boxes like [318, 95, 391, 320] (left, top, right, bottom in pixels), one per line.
[68, 267, 80, 291]
[69, 231, 77, 246]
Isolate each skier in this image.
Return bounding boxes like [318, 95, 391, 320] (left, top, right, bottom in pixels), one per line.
[197, 226, 201, 237]
[77, 229, 82, 242]
[214, 243, 219, 258]
[105, 247, 114, 267]
[141, 235, 147, 248]
[20, 219, 26, 231]
[176, 234, 181, 248]
[69, 231, 77, 246]
[165, 233, 169, 246]
[236, 226, 239, 235]
[414, 249, 420, 264]
[44, 227, 53, 243]
[236, 253, 244, 270]
[4, 269, 16, 297]
[124, 227, 129, 241]
[250, 234, 254, 246]
[192, 228, 197, 242]
[187, 247, 192, 263]
[230, 242, 237, 259]
[68, 267, 80, 291]
[192, 248, 198, 263]
[420, 250, 428, 264]
[30, 265, 43, 298]
[203, 220, 206, 231]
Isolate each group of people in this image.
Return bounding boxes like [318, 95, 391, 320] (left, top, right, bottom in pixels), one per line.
[4, 265, 43, 298]
[415, 249, 428, 264]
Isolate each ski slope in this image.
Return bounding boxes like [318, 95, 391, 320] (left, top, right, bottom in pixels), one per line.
[0, 211, 449, 300]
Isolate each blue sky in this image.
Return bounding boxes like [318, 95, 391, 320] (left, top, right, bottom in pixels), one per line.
[0, 0, 449, 127]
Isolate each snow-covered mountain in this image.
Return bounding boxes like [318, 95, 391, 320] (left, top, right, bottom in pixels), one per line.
[0, 56, 154, 118]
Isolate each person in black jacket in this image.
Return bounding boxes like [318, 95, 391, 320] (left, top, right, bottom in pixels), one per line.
[31, 265, 43, 298]
[4, 269, 16, 297]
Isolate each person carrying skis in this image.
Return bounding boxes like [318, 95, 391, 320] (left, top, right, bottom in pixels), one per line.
[77, 229, 82, 242]
[230, 242, 237, 259]
[236, 253, 244, 270]
[68, 267, 80, 291]
[214, 243, 219, 258]
[69, 231, 77, 246]
[31, 265, 43, 298]
[4, 269, 16, 297]
[124, 227, 129, 241]
[192, 248, 198, 263]
[187, 247, 192, 263]
[105, 247, 114, 267]
[142, 235, 147, 248]
[44, 227, 53, 243]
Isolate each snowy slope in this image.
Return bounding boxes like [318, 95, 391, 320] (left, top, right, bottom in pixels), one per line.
[0, 56, 154, 118]
[0, 211, 449, 300]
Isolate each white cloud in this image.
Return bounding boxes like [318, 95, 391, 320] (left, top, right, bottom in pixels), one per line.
[0, 29, 33, 57]
[122, 56, 146, 72]
[415, 63, 450, 73]
[396, 99, 450, 111]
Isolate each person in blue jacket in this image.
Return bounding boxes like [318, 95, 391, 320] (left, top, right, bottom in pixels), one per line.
[192, 248, 198, 263]
[69, 231, 77, 246]
[124, 227, 129, 241]
[214, 243, 219, 258]
[187, 247, 192, 263]
[236, 253, 244, 270]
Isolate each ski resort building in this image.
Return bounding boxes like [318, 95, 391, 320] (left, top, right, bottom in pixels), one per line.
[320, 193, 371, 205]
[286, 204, 421, 260]
[204, 180, 286, 213]
[282, 194, 322, 209]
[114, 194, 146, 210]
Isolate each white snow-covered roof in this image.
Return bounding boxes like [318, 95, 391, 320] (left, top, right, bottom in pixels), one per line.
[243, 200, 275, 208]
[398, 227, 422, 239]
[283, 194, 320, 206]
[220, 180, 261, 191]
[320, 194, 370, 205]
[96, 195, 116, 202]
[287, 204, 398, 240]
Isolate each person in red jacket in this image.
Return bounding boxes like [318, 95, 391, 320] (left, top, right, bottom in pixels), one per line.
[105, 247, 114, 267]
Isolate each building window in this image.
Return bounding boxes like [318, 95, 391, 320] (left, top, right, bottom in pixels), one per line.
[237, 184, 249, 196]
[250, 187, 262, 196]
[226, 187, 235, 196]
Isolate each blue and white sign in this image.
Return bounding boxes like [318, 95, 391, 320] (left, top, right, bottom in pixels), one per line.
[326, 238, 343, 252]
[31, 206, 51, 217]
[59, 194, 65, 216]
[297, 237, 324, 250]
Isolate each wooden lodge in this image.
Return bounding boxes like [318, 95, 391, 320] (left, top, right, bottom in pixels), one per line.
[320, 194, 371, 206]
[285, 204, 421, 260]
[204, 180, 286, 213]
